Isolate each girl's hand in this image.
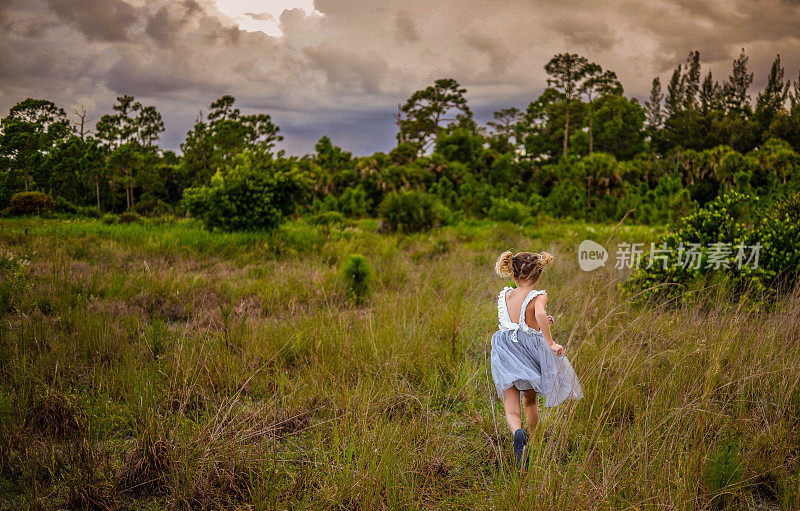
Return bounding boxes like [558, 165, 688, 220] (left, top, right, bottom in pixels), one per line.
[547, 315, 555, 324]
[549, 342, 565, 357]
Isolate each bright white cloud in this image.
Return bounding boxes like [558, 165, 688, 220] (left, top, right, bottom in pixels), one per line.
[213, 0, 318, 36]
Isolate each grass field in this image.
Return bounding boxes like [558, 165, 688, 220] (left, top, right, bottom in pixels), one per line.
[0, 216, 798, 510]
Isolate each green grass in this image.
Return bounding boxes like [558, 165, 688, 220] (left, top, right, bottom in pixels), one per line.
[0, 216, 798, 510]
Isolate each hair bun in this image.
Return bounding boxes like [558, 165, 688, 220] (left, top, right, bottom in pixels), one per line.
[495, 250, 514, 278]
[537, 252, 554, 268]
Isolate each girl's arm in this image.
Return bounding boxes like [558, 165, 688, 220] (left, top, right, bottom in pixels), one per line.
[533, 294, 565, 356]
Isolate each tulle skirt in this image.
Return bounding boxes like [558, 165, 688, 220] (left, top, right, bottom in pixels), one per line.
[490, 328, 583, 407]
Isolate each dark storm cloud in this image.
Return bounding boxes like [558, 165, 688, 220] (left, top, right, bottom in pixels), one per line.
[303, 45, 390, 94]
[44, 0, 138, 42]
[553, 15, 619, 53]
[395, 11, 418, 43]
[1, 0, 799, 155]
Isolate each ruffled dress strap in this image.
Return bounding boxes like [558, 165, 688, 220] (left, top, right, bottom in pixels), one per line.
[497, 286, 516, 332]
[519, 289, 547, 334]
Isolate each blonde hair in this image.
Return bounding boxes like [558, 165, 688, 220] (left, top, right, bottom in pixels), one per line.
[495, 250, 553, 284]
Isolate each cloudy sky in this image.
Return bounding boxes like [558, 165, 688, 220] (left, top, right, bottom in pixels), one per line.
[1, 0, 799, 155]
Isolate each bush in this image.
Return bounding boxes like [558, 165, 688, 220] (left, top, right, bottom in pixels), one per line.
[101, 214, 118, 225]
[118, 211, 142, 224]
[378, 190, 450, 233]
[623, 190, 800, 304]
[132, 197, 173, 216]
[53, 196, 77, 214]
[338, 185, 372, 217]
[0, 251, 30, 314]
[75, 206, 101, 218]
[487, 197, 531, 223]
[548, 181, 587, 219]
[182, 150, 309, 232]
[5, 191, 55, 216]
[308, 210, 348, 227]
[703, 437, 742, 506]
[340, 254, 374, 304]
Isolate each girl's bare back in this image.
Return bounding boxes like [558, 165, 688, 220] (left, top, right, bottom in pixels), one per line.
[503, 287, 544, 331]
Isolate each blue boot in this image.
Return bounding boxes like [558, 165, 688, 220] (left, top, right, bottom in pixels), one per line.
[513, 428, 527, 467]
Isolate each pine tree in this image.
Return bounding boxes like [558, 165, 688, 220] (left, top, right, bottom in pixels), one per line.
[723, 48, 754, 115]
[645, 76, 664, 128]
[699, 70, 723, 114]
[791, 69, 800, 109]
[665, 65, 684, 119]
[578, 65, 622, 154]
[682, 50, 701, 111]
[755, 54, 790, 127]
[544, 53, 593, 158]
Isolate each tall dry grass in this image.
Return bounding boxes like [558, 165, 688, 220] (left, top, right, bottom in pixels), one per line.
[0, 216, 797, 510]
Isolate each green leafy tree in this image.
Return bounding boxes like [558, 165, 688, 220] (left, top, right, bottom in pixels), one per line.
[182, 150, 309, 232]
[575, 95, 645, 160]
[519, 88, 585, 161]
[544, 53, 594, 158]
[395, 78, 472, 153]
[181, 95, 282, 186]
[433, 127, 485, 165]
[580, 152, 620, 209]
[314, 135, 352, 171]
[548, 178, 587, 218]
[95, 95, 165, 209]
[95, 95, 164, 149]
[767, 106, 800, 153]
[45, 135, 97, 205]
[578, 65, 623, 154]
[487, 107, 522, 153]
[0, 98, 71, 194]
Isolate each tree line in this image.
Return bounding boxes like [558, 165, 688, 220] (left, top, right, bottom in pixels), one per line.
[2, 49, 800, 229]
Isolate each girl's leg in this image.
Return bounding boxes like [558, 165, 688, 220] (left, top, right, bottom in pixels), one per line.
[522, 389, 539, 429]
[502, 386, 522, 432]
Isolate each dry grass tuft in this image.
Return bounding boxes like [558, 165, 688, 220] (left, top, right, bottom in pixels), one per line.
[116, 427, 174, 497]
[23, 393, 84, 441]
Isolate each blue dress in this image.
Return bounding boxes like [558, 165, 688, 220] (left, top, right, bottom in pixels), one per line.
[490, 287, 583, 407]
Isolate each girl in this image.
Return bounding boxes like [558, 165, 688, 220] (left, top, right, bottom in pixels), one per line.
[490, 250, 583, 467]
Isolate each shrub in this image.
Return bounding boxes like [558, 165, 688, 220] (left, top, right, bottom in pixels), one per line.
[6, 191, 55, 216]
[378, 190, 450, 233]
[53, 196, 77, 213]
[308, 210, 347, 226]
[487, 197, 531, 223]
[132, 197, 173, 216]
[118, 211, 142, 224]
[338, 185, 372, 217]
[101, 214, 118, 225]
[75, 206, 101, 218]
[0, 251, 29, 314]
[547, 181, 587, 219]
[703, 437, 742, 506]
[182, 150, 309, 232]
[623, 190, 800, 303]
[340, 254, 374, 304]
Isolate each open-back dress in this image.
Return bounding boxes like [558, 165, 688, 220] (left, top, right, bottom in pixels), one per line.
[490, 287, 583, 406]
